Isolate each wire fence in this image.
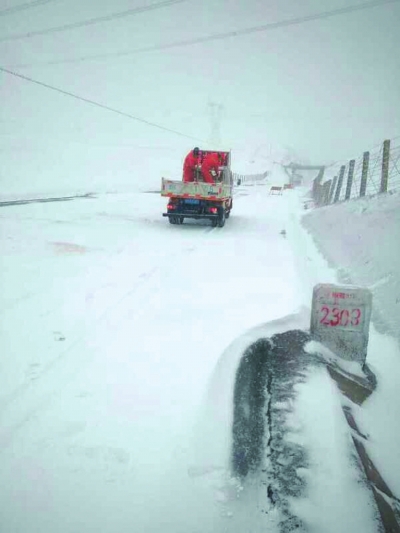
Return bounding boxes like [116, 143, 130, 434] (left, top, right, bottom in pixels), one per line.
[312, 137, 400, 206]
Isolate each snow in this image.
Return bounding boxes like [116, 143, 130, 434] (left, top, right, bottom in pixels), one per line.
[302, 190, 400, 340]
[304, 339, 367, 378]
[359, 333, 400, 496]
[0, 182, 398, 531]
[301, 189, 400, 497]
[288, 367, 379, 533]
[0, 190, 302, 532]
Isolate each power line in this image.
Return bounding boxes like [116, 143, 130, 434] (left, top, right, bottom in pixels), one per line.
[5, 0, 399, 69]
[0, 0, 187, 43]
[0, 66, 206, 143]
[0, 0, 58, 16]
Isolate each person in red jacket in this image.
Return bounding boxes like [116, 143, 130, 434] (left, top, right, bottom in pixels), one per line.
[202, 151, 221, 184]
[183, 147, 201, 182]
[219, 152, 228, 166]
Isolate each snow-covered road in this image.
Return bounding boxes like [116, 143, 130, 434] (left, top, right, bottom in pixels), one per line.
[0, 187, 395, 532]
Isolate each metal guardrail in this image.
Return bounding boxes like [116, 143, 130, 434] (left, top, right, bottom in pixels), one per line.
[231, 171, 268, 185]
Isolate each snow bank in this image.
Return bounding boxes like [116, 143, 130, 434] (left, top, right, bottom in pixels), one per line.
[300, 190, 400, 498]
[302, 191, 400, 340]
[288, 367, 379, 533]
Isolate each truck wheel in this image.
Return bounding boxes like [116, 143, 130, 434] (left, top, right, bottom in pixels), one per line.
[211, 217, 218, 227]
[169, 216, 177, 224]
[226, 200, 232, 218]
[218, 208, 226, 228]
[179, 216, 184, 224]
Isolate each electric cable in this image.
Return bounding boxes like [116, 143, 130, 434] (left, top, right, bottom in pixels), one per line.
[0, 66, 206, 142]
[0, 0, 58, 16]
[0, 0, 187, 42]
[5, 0, 399, 69]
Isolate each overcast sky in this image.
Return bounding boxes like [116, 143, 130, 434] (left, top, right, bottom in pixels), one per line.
[1, 0, 399, 192]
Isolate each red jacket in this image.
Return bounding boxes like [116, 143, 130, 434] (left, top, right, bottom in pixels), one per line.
[183, 151, 200, 182]
[220, 152, 228, 166]
[202, 152, 220, 183]
[184, 151, 200, 170]
[202, 152, 220, 172]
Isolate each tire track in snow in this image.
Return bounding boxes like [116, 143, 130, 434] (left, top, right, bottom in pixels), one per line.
[2, 219, 216, 409]
[0, 223, 217, 449]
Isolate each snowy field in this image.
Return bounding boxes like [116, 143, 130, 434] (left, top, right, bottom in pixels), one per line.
[0, 186, 399, 532]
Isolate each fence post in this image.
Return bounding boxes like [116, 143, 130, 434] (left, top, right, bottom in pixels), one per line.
[313, 168, 324, 202]
[323, 180, 332, 205]
[345, 160, 355, 200]
[334, 165, 346, 203]
[312, 177, 319, 199]
[380, 139, 390, 193]
[314, 182, 322, 206]
[329, 176, 338, 204]
[316, 167, 325, 183]
[360, 151, 370, 197]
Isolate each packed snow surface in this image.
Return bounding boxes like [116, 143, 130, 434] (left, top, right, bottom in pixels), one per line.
[0, 184, 399, 532]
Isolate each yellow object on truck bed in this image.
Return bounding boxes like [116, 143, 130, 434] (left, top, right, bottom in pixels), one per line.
[161, 178, 232, 200]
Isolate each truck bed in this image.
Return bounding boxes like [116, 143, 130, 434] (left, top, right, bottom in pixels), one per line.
[161, 178, 232, 200]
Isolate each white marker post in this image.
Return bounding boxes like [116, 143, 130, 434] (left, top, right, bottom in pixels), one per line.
[310, 284, 373, 366]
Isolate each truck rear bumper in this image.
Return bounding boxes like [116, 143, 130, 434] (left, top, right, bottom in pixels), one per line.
[163, 213, 218, 220]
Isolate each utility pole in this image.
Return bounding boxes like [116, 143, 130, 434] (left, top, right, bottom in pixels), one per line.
[208, 101, 223, 146]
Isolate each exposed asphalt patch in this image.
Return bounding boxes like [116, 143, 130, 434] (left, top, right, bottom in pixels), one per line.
[0, 193, 96, 207]
[231, 330, 313, 531]
[230, 330, 397, 532]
